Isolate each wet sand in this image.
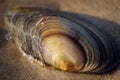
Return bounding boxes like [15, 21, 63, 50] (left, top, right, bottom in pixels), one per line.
[0, 0, 120, 80]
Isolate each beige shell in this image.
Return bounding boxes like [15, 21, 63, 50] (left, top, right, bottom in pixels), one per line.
[4, 7, 120, 74]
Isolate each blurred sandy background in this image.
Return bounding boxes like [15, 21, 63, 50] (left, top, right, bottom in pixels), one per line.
[0, 0, 120, 80]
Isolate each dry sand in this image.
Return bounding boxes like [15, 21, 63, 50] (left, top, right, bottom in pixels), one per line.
[0, 0, 120, 80]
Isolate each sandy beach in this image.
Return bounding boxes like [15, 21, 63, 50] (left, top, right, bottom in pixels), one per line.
[0, 0, 120, 80]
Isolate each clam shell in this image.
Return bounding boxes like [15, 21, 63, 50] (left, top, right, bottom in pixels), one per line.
[4, 7, 119, 74]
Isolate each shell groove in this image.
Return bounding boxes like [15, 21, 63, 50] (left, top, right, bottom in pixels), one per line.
[5, 7, 120, 74]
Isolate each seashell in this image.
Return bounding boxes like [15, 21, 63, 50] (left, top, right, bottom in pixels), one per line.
[4, 7, 119, 74]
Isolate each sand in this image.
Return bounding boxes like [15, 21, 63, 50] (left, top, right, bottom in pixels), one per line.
[0, 0, 120, 80]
